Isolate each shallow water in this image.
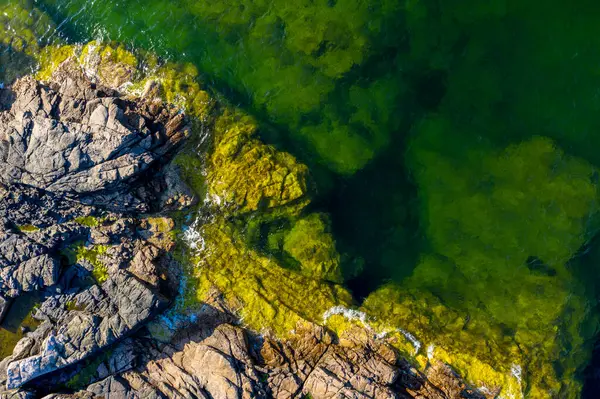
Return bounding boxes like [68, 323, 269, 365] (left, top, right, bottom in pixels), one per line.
[0, 292, 41, 359]
[4, 0, 600, 395]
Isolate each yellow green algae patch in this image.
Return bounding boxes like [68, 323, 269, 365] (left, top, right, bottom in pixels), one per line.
[35, 44, 77, 81]
[193, 218, 353, 337]
[63, 243, 110, 284]
[356, 133, 600, 398]
[206, 108, 310, 215]
[283, 213, 342, 283]
[17, 224, 40, 232]
[171, 152, 207, 198]
[73, 216, 101, 228]
[149, 62, 214, 120]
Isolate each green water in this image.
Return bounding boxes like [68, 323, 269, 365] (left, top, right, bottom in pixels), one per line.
[4, 0, 600, 395]
[0, 293, 41, 359]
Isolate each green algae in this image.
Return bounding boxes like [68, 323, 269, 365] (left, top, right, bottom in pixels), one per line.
[282, 213, 343, 283]
[78, 41, 138, 87]
[63, 243, 110, 284]
[206, 108, 310, 215]
[357, 135, 600, 398]
[148, 62, 214, 120]
[73, 216, 101, 228]
[17, 224, 40, 232]
[0, 293, 41, 359]
[35, 44, 77, 81]
[171, 152, 206, 199]
[0, 0, 56, 82]
[193, 218, 353, 337]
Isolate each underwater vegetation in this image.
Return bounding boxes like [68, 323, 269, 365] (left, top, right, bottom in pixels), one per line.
[0, 0, 55, 82]
[6, 0, 600, 396]
[37, 0, 408, 175]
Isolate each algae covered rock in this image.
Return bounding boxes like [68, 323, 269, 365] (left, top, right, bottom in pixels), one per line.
[359, 133, 600, 398]
[206, 109, 310, 215]
[282, 213, 343, 283]
[193, 218, 353, 337]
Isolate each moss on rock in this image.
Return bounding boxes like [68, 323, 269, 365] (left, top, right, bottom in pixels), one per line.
[35, 44, 77, 81]
[63, 243, 110, 284]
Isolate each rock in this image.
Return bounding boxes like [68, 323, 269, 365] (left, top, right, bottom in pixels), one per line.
[0, 390, 36, 399]
[0, 64, 187, 391]
[5, 269, 169, 389]
[0, 61, 190, 212]
[156, 162, 198, 211]
[0, 296, 10, 324]
[263, 324, 400, 399]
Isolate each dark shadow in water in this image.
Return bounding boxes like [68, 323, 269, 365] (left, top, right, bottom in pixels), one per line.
[1, 291, 40, 334]
[0, 47, 37, 86]
[567, 232, 600, 394]
[583, 339, 600, 398]
[314, 132, 424, 299]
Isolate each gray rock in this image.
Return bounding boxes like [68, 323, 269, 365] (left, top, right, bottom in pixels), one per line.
[0, 63, 190, 212]
[5, 269, 168, 389]
[0, 295, 10, 324]
[0, 65, 189, 392]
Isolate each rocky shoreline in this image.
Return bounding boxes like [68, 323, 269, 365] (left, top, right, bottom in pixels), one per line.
[0, 53, 488, 399]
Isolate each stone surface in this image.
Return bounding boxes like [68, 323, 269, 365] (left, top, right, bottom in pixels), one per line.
[0, 61, 189, 212]
[0, 64, 189, 392]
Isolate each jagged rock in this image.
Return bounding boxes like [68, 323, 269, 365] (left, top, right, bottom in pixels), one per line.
[0, 231, 62, 298]
[0, 64, 189, 392]
[0, 61, 190, 212]
[57, 314, 485, 399]
[0, 296, 9, 324]
[5, 269, 169, 389]
[263, 324, 399, 399]
[155, 162, 198, 211]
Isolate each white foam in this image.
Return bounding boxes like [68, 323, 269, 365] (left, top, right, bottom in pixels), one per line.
[397, 328, 422, 354]
[427, 344, 435, 359]
[323, 305, 369, 326]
